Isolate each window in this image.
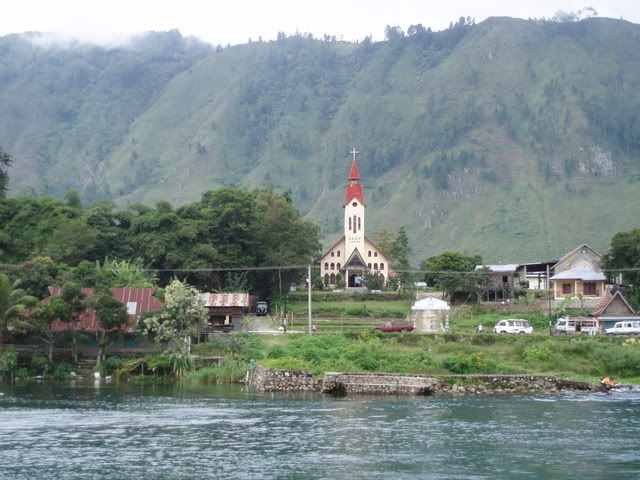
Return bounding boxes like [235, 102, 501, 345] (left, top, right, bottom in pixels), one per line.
[349, 217, 352, 230]
[374, 252, 378, 257]
[324, 274, 329, 285]
[380, 263, 384, 270]
[331, 251, 334, 257]
[358, 217, 361, 230]
[337, 250, 340, 256]
[330, 273, 336, 284]
[126, 302, 137, 315]
[368, 251, 372, 257]
[324, 262, 329, 270]
[368, 263, 372, 269]
[583, 282, 596, 296]
[337, 263, 341, 269]
[374, 263, 378, 270]
[502, 276, 508, 283]
[562, 283, 572, 294]
[353, 215, 356, 232]
[331, 263, 335, 270]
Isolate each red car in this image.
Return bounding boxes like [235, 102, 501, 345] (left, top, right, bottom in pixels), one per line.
[372, 324, 415, 332]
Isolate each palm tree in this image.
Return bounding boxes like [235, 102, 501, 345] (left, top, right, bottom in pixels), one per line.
[0, 273, 37, 344]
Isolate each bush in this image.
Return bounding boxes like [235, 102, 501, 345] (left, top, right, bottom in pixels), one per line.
[181, 360, 247, 384]
[100, 357, 123, 375]
[442, 352, 498, 374]
[262, 356, 314, 372]
[522, 344, 552, 362]
[53, 362, 73, 379]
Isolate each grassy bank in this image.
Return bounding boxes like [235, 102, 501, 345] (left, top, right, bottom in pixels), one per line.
[191, 332, 640, 384]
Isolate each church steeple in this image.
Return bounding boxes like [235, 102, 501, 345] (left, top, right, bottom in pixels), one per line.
[344, 147, 365, 206]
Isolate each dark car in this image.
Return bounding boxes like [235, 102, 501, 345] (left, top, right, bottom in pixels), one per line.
[372, 324, 415, 333]
[256, 301, 268, 316]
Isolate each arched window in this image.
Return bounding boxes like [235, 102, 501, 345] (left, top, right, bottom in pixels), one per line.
[330, 273, 336, 284]
[324, 274, 329, 285]
[368, 251, 372, 257]
[374, 263, 378, 270]
[337, 263, 341, 269]
[331, 263, 335, 270]
[374, 252, 378, 257]
[337, 250, 340, 257]
[380, 263, 384, 270]
[368, 263, 372, 269]
[358, 217, 361, 230]
[380, 274, 385, 284]
[331, 251, 334, 257]
[324, 262, 329, 270]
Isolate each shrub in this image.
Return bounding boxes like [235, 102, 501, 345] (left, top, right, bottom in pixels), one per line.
[100, 357, 123, 375]
[181, 360, 247, 384]
[442, 352, 497, 374]
[522, 345, 552, 362]
[262, 356, 314, 372]
[53, 362, 73, 379]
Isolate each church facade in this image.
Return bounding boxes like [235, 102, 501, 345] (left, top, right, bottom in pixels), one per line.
[319, 150, 390, 288]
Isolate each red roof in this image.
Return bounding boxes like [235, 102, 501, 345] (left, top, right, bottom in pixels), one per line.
[344, 183, 365, 206]
[348, 159, 361, 181]
[47, 287, 163, 332]
[201, 292, 250, 308]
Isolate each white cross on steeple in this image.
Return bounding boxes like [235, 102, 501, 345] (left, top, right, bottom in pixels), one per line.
[350, 147, 359, 161]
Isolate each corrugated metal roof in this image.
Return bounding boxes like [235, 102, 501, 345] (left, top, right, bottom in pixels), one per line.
[412, 296, 450, 311]
[549, 267, 606, 281]
[201, 292, 249, 308]
[476, 264, 519, 272]
[47, 287, 163, 332]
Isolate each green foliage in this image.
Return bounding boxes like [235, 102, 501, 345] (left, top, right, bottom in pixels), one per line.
[421, 251, 482, 300]
[0, 346, 17, 382]
[53, 362, 73, 379]
[442, 352, 498, 374]
[181, 360, 247, 384]
[141, 279, 208, 353]
[603, 228, 640, 308]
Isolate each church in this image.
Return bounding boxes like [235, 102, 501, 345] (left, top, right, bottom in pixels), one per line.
[319, 149, 390, 288]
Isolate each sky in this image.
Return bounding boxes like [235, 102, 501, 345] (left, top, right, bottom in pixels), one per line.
[0, 0, 638, 46]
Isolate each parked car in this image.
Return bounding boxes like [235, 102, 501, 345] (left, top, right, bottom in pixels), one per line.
[492, 319, 533, 335]
[604, 321, 640, 336]
[256, 301, 268, 316]
[555, 317, 598, 335]
[373, 324, 415, 333]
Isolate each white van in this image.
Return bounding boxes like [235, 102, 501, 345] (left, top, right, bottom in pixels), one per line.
[604, 321, 640, 336]
[555, 317, 598, 335]
[493, 319, 533, 334]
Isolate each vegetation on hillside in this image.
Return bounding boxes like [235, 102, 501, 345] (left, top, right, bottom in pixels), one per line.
[2, 19, 640, 261]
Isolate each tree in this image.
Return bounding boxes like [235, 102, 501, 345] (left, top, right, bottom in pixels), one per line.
[0, 147, 11, 199]
[603, 228, 640, 308]
[92, 291, 129, 366]
[390, 227, 412, 287]
[53, 283, 88, 365]
[0, 273, 37, 344]
[141, 279, 207, 355]
[421, 251, 482, 301]
[19, 302, 58, 363]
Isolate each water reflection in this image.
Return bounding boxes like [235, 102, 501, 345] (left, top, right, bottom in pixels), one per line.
[1, 383, 640, 479]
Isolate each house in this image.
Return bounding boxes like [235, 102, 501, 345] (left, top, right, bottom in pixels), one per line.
[411, 296, 450, 332]
[516, 261, 557, 290]
[591, 289, 640, 331]
[319, 149, 390, 289]
[477, 264, 519, 300]
[48, 287, 163, 332]
[199, 292, 249, 338]
[549, 244, 608, 307]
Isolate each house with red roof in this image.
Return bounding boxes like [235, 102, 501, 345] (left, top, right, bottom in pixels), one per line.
[47, 287, 163, 332]
[319, 149, 390, 288]
[198, 292, 250, 338]
[591, 289, 640, 331]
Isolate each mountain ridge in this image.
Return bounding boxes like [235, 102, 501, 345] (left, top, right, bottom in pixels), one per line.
[2, 17, 640, 263]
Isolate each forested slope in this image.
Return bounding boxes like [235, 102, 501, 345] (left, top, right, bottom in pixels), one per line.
[2, 17, 640, 262]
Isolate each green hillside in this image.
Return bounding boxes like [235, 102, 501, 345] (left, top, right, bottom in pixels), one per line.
[2, 18, 640, 263]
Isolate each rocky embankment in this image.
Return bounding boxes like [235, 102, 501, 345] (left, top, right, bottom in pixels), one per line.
[247, 365, 597, 395]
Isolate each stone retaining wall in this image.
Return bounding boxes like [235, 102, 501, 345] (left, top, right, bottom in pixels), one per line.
[246, 366, 596, 395]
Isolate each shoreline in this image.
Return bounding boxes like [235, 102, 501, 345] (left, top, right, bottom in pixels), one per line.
[247, 365, 601, 396]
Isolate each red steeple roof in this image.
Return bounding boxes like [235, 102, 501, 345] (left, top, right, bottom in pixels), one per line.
[344, 155, 365, 206]
[348, 159, 361, 181]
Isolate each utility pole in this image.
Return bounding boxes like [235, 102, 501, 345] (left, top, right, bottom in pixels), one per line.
[308, 265, 312, 334]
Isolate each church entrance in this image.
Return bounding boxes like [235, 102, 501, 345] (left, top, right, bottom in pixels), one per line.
[348, 272, 365, 288]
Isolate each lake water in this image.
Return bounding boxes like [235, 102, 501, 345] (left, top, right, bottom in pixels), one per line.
[1, 382, 640, 479]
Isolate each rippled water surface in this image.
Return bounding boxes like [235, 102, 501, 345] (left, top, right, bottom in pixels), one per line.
[1, 383, 640, 479]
